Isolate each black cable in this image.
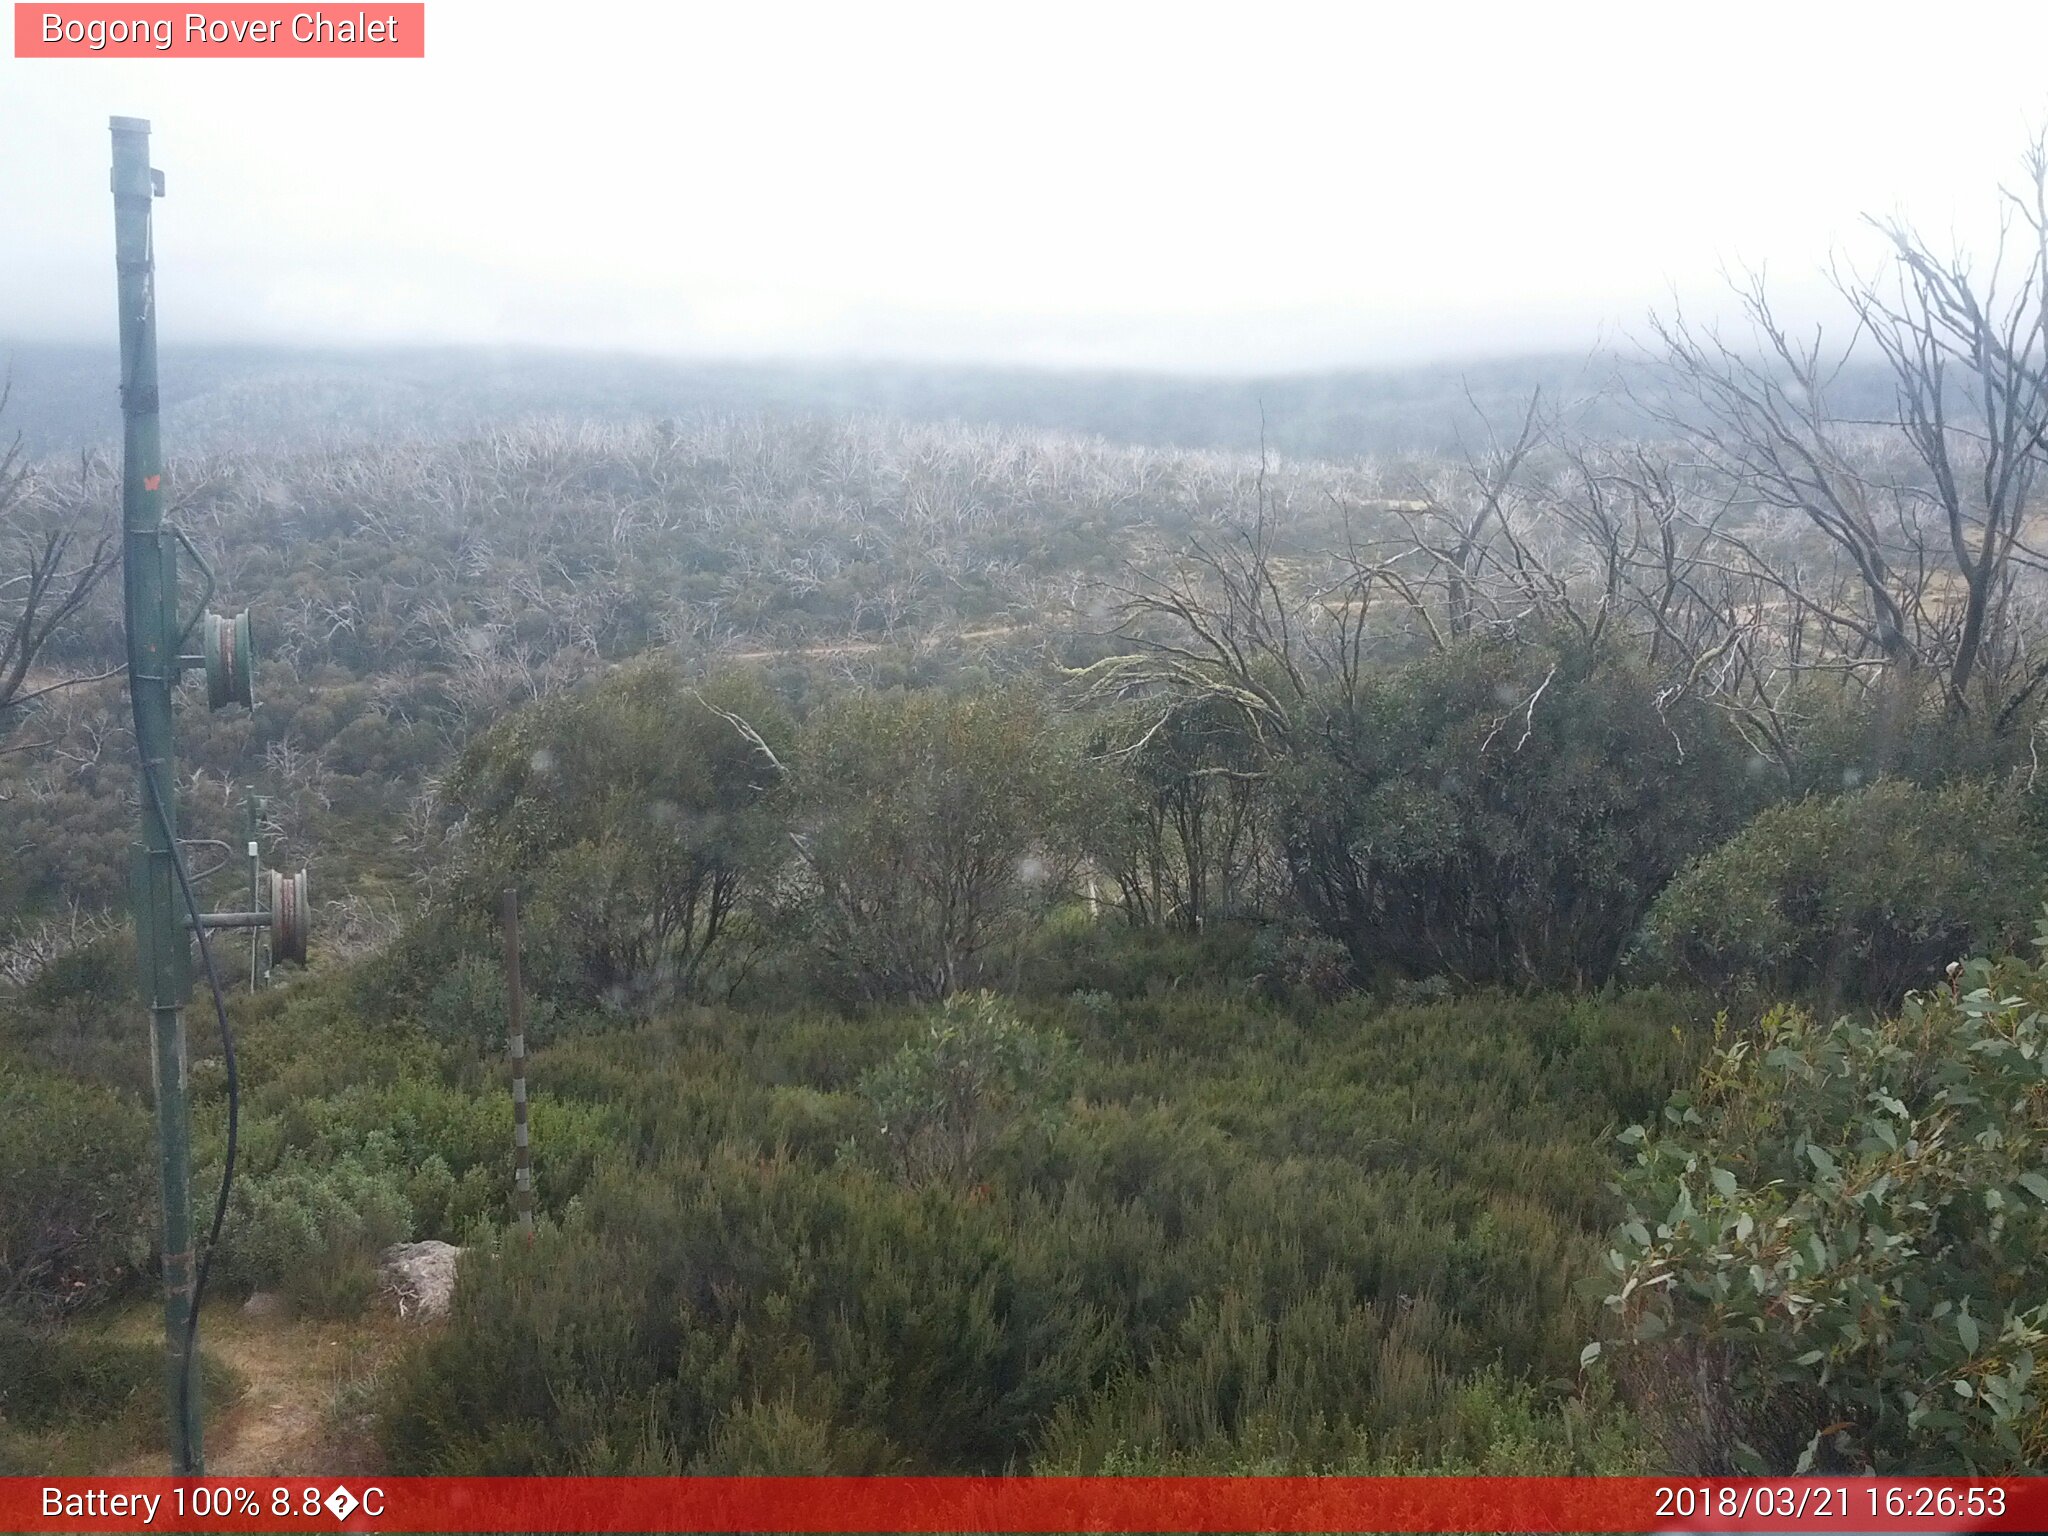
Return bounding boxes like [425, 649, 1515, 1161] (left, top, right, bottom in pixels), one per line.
[136, 760, 239, 1464]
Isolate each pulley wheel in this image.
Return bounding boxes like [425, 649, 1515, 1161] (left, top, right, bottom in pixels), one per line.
[266, 867, 309, 965]
[203, 610, 254, 710]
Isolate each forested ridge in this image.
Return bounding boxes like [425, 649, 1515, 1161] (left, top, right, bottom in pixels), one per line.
[5, 341, 1848, 461]
[12, 171, 2048, 1474]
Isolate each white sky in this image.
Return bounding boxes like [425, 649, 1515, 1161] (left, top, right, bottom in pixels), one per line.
[4, 0, 2048, 372]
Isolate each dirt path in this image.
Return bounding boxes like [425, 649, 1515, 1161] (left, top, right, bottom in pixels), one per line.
[110, 1306, 401, 1476]
[721, 623, 1025, 663]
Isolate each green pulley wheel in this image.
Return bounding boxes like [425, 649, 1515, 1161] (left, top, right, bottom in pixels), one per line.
[203, 610, 254, 710]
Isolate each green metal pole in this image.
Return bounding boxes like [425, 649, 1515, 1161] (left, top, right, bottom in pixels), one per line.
[111, 114, 203, 1476]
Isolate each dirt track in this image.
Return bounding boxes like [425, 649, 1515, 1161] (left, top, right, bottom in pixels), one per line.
[110, 1306, 399, 1476]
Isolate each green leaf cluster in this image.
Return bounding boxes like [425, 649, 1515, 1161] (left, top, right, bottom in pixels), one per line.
[1605, 927, 2048, 1469]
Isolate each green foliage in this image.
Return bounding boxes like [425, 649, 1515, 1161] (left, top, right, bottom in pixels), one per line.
[1283, 636, 1756, 987]
[1781, 672, 2046, 797]
[793, 688, 1081, 1001]
[0, 1318, 238, 1474]
[384, 1149, 1127, 1473]
[1083, 696, 1268, 931]
[212, 1151, 413, 1317]
[0, 1321, 168, 1432]
[1603, 936, 2048, 1471]
[1012, 919, 1266, 1003]
[192, 968, 627, 1303]
[422, 952, 524, 1057]
[0, 1062, 152, 1318]
[443, 663, 793, 1010]
[262, 1075, 620, 1230]
[858, 992, 1077, 1187]
[380, 983, 1698, 1473]
[0, 933, 144, 1093]
[225, 967, 449, 1116]
[1248, 925, 1355, 1004]
[1637, 776, 2044, 1003]
[1037, 1367, 1651, 1473]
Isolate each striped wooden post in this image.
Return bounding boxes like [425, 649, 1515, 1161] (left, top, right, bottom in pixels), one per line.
[502, 888, 534, 1241]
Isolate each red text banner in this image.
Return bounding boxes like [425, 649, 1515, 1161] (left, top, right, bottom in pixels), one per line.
[6, 1476, 2048, 1533]
[14, 5, 424, 57]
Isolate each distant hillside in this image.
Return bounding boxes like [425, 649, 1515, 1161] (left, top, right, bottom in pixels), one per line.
[0, 340, 1899, 462]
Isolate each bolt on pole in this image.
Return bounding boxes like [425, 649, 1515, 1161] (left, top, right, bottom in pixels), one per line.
[111, 114, 203, 1475]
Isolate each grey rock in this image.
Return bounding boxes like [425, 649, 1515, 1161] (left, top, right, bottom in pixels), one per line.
[379, 1240, 464, 1321]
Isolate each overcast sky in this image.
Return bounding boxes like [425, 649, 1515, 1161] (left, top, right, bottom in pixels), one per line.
[4, 0, 2048, 373]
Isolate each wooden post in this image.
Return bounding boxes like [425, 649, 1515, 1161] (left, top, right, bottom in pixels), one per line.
[502, 889, 534, 1241]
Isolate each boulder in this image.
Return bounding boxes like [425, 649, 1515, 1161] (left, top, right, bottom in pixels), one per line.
[379, 1240, 463, 1321]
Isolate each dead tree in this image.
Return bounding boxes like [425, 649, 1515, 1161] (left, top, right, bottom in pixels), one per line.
[1651, 139, 2048, 726]
[1, 388, 118, 723]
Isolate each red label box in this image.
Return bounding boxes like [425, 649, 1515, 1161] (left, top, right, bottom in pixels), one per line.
[5, 1476, 2048, 1534]
[13, 4, 424, 57]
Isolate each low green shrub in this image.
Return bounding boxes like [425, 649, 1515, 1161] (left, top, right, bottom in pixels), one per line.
[227, 975, 448, 1113]
[1039, 1361, 1651, 1474]
[1602, 935, 2048, 1471]
[1637, 776, 2044, 1003]
[0, 933, 146, 1095]
[211, 1152, 412, 1317]
[857, 992, 1077, 1187]
[0, 1319, 238, 1474]
[1248, 926, 1355, 1005]
[278, 1078, 619, 1223]
[1014, 920, 1263, 1002]
[0, 1321, 167, 1430]
[380, 986, 1696, 1474]
[381, 1149, 1124, 1473]
[0, 1062, 153, 1318]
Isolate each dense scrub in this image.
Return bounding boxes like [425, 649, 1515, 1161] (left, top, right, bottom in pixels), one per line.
[367, 641, 2044, 1027]
[9, 350, 2048, 1476]
[2, 909, 1705, 1470]
[435, 664, 795, 1009]
[1, 414, 1385, 942]
[1279, 636, 1761, 987]
[378, 982, 1703, 1472]
[1636, 777, 2046, 1004]
[0, 1318, 236, 1474]
[0, 1059, 153, 1319]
